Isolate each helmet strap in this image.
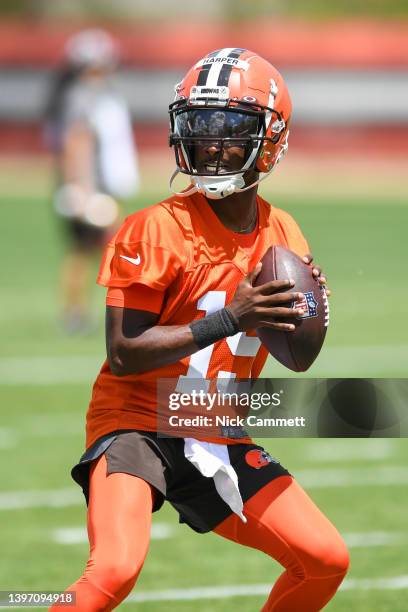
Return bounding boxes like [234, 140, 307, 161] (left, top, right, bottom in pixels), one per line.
[169, 166, 275, 199]
[169, 168, 198, 197]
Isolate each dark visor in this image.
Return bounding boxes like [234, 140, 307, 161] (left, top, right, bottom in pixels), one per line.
[175, 109, 261, 139]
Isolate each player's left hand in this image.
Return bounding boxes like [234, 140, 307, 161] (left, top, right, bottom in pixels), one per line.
[303, 253, 331, 297]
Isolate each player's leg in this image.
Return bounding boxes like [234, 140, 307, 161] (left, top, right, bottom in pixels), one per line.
[60, 249, 93, 332]
[59, 220, 107, 333]
[50, 454, 154, 611]
[213, 475, 349, 611]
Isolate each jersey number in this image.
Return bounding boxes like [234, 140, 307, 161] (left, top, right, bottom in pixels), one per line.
[176, 291, 261, 393]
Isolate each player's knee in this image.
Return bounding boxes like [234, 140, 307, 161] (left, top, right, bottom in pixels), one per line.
[332, 537, 350, 576]
[326, 536, 350, 576]
[92, 558, 140, 595]
[305, 535, 350, 579]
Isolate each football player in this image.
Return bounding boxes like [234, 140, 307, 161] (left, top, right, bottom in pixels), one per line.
[44, 29, 139, 333]
[51, 49, 348, 611]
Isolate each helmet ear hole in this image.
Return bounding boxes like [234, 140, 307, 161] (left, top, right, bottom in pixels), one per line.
[256, 140, 273, 172]
[256, 127, 289, 173]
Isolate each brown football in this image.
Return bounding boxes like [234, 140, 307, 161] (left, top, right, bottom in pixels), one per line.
[254, 246, 329, 372]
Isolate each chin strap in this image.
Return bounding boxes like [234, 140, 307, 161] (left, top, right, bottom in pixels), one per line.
[169, 167, 275, 199]
[169, 169, 198, 197]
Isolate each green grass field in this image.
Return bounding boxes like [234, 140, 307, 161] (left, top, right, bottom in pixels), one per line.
[1, 178, 408, 611]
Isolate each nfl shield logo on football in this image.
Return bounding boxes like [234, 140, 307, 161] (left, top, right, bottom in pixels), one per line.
[294, 291, 318, 319]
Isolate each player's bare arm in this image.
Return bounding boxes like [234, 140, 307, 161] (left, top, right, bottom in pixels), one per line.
[107, 270, 304, 376]
[107, 306, 196, 376]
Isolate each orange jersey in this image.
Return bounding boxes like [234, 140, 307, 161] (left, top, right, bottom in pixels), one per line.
[86, 192, 309, 448]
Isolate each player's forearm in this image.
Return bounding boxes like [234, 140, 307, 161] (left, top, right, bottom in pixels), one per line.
[109, 324, 198, 375]
[109, 308, 239, 376]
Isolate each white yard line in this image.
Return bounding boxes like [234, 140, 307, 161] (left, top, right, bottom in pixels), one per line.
[266, 344, 408, 377]
[126, 584, 271, 603]
[52, 523, 175, 545]
[0, 356, 101, 385]
[1, 465, 408, 510]
[1, 576, 408, 608]
[1, 344, 408, 384]
[343, 532, 408, 548]
[123, 575, 408, 603]
[342, 575, 408, 591]
[306, 439, 396, 463]
[308, 349, 408, 377]
[0, 416, 83, 443]
[0, 488, 82, 510]
[51, 525, 406, 548]
[0, 427, 18, 449]
[295, 465, 408, 488]
[23, 414, 83, 437]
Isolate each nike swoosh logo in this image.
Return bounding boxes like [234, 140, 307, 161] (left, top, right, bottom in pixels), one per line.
[120, 254, 141, 265]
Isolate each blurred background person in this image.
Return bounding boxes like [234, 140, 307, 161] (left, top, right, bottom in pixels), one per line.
[44, 28, 139, 334]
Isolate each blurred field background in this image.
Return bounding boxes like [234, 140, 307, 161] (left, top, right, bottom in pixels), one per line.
[1, 1, 408, 611]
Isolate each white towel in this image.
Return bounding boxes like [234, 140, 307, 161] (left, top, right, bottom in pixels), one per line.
[184, 438, 247, 523]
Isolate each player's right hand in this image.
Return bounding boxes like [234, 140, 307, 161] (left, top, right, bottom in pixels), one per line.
[227, 263, 305, 332]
